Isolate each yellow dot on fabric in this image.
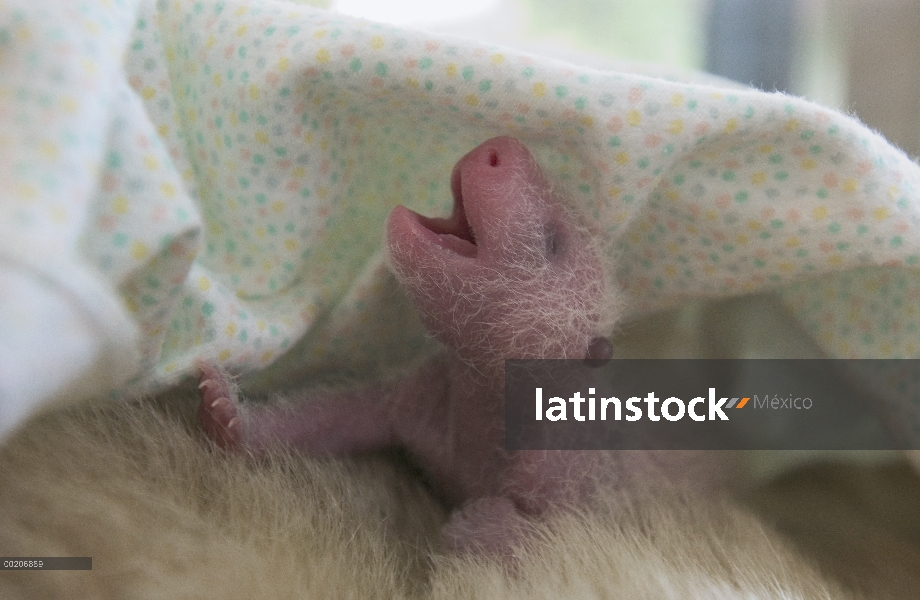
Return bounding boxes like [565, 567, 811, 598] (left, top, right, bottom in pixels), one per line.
[723, 118, 738, 134]
[260, 350, 274, 363]
[759, 145, 773, 154]
[144, 155, 159, 170]
[874, 207, 889, 220]
[317, 187, 329, 199]
[160, 182, 176, 198]
[130, 241, 149, 260]
[751, 172, 766, 184]
[748, 220, 762, 231]
[801, 158, 817, 170]
[841, 178, 859, 192]
[218, 349, 232, 361]
[779, 262, 794, 273]
[60, 96, 79, 114]
[112, 196, 129, 214]
[236, 24, 247, 36]
[785, 237, 800, 247]
[580, 115, 593, 127]
[249, 85, 260, 99]
[316, 48, 330, 63]
[271, 201, 285, 213]
[51, 206, 68, 223]
[626, 109, 641, 126]
[736, 234, 749, 245]
[784, 119, 800, 132]
[234, 5, 247, 15]
[670, 93, 683, 107]
[665, 190, 679, 201]
[157, 124, 169, 137]
[277, 56, 289, 72]
[213, 73, 222, 86]
[813, 206, 828, 219]
[828, 254, 843, 266]
[370, 35, 384, 50]
[141, 86, 156, 100]
[39, 141, 59, 159]
[668, 120, 683, 134]
[465, 94, 479, 106]
[446, 63, 457, 77]
[164, 362, 176, 373]
[888, 185, 900, 199]
[198, 277, 210, 291]
[81, 58, 98, 75]
[15, 182, 37, 200]
[292, 166, 306, 178]
[607, 186, 621, 198]
[532, 81, 546, 97]
[614, 152, 630, 166]
[284, 238, 296, 251]
[256, 226, 266, 238]
[124, 297, 139, 313]
[704, 210, 718, 221]
[665, 265, 677, 277]
[667, 242, 681, 254]
[206, 35, 215, 49]
[254, 130, 269, 144]
[226, 322, 237, 337]
[15, 25, 31, 42]
[491, 53, 505, 65]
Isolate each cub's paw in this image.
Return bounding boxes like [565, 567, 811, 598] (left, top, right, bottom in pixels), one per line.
[441, 496, 533, 560]
[197, 361, 246, 451]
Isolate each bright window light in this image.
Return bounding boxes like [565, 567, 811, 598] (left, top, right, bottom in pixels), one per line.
[332, 0, 501, 26]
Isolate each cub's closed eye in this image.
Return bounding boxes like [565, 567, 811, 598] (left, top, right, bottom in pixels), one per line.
[544, 223, 563, 257]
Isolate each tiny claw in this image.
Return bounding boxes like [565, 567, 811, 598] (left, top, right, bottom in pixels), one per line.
[199, 379, 213, 390]
[210, 397, 228, 409]
[226, 416, 240, 430]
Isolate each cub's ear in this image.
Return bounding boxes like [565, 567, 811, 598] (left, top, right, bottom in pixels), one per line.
[584, 336, 612, 366]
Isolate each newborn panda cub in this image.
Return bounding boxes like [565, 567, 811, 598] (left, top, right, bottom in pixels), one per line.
[200, 136, 686, 556]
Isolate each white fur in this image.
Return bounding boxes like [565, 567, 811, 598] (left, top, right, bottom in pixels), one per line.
[0, 395, 857, 599]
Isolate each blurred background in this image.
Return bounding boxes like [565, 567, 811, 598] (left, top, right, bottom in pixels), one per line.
[296, 0, 920, 160]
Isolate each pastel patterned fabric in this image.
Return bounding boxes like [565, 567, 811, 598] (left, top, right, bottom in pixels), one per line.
[2, 0, 920, 442]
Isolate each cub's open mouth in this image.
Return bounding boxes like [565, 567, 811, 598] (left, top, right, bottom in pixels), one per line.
[412, 167, 478, 258]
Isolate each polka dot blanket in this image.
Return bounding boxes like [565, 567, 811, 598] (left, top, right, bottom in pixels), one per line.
[2, 0, 920, 443]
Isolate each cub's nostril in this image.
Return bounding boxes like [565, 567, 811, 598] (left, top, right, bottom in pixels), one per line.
[487, 149, 499, 167]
